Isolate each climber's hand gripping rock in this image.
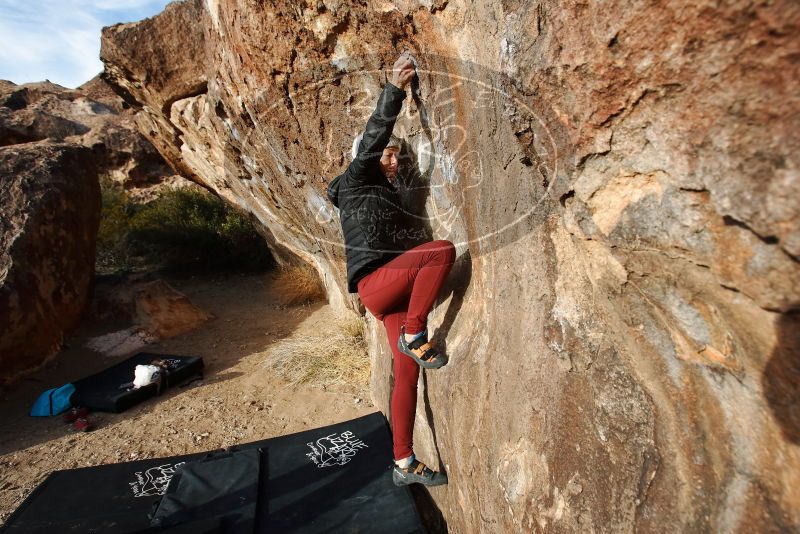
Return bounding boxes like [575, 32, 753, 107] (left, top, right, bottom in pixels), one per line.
[390, 52, 416, 90]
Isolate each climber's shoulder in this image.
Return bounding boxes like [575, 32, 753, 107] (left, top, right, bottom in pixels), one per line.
[327, 168, 365, 207]
[327, 172, 344, 207]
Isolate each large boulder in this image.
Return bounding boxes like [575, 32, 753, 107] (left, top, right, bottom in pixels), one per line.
[0, 75, 198, 381]
[100, 0, 800, 531]
[0, 143, 101, 381]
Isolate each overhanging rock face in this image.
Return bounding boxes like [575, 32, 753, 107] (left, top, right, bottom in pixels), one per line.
[100, 0, 800, 531]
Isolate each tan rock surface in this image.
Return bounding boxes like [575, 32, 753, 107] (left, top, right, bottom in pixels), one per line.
[134, 279, 214, 338]
[84, 278, 214, 357]
[100, 1, 800, 531]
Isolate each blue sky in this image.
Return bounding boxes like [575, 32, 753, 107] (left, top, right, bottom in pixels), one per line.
[0, 0, 173, 88]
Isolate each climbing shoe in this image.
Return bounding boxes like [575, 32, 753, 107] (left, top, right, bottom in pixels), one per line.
[397, 326, 447, 369]
[392, 459, 448, 487]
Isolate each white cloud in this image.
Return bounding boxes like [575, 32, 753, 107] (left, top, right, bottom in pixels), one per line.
[0, 0, 171, 88]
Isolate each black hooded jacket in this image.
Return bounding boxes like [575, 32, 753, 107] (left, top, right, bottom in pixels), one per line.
[327, 82, 407, 293]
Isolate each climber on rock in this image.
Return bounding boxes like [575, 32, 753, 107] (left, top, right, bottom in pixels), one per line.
[326, 51, 454, 487]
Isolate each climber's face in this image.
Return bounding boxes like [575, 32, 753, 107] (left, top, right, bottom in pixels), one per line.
[379, 147, 400, 182]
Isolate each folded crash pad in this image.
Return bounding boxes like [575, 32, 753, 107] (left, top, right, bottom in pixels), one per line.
[70, 352, 204, 413]
[1, 412, 425, 534]
[151, 448, 261, 533]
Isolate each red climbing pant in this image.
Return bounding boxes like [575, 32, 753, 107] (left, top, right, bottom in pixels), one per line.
[356, 240, 456, 460]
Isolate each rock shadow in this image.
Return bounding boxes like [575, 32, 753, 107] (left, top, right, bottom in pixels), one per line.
[432, 249, 472, 355]
[410, 484, 449, 533]
[763, 304, 800, 444]
[417, 250, 472, 488]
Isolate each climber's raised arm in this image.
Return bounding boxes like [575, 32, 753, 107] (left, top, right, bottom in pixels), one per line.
[346, 53, 416, 183]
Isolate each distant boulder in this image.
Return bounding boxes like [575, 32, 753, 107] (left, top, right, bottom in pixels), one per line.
[0, 77, 189, 201]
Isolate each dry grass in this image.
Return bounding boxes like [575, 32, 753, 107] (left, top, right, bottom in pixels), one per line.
[274, 265, 326, 306]
[265, 313, 370, 396]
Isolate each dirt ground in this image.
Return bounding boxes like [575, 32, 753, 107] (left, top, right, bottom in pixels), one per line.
[0, 272, 375, 524]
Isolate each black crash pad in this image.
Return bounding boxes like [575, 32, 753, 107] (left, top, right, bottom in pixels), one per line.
[70, 352, 204, 413]
[1, 412, 425, 533]
[0, 451, 211, 533]
[242, 412, 424, 533]
[151, 448, 261, 533]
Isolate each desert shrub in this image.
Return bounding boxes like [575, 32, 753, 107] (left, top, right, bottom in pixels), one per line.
[273, 265, 327, 306]
[96, 177, 136, 273]
[266, 313, 370, 395]
[96, 179, 273, 274]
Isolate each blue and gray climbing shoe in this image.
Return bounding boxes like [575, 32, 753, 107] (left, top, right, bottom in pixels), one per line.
[397, 326, 447, 369]
[392, 459, 448, 487]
